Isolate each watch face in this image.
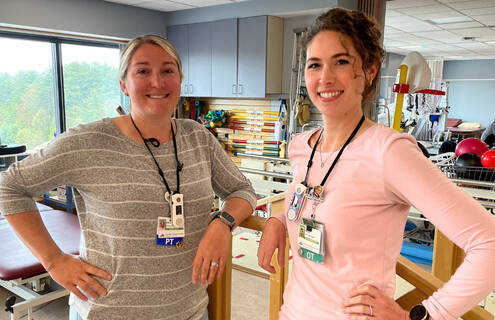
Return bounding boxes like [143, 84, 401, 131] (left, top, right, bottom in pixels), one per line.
[221, 211, 235, 224]
[410, 305, 427, 320]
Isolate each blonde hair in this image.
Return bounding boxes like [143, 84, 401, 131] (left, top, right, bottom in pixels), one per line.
[119, 34, 183, 82]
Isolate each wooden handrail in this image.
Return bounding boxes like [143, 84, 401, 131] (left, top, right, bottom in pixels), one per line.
[396, 255, 493, 320]
[208, 192, 493, 319]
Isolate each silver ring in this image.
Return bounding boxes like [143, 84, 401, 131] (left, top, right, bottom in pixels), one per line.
[369, 305, 373, 317]
[210, 261, 219, 267]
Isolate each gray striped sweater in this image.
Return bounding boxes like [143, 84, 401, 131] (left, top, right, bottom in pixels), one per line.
[0, 118, 256, 319]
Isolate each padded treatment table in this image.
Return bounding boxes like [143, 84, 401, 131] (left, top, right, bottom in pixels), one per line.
[0, 208, 80, 320]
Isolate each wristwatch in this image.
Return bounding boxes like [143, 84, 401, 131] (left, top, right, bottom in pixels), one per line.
[409, 304, 430, 320]
[210, 211, 236, 232]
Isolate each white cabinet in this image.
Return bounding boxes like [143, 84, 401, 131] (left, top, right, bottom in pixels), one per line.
[167, 22, 212, 97]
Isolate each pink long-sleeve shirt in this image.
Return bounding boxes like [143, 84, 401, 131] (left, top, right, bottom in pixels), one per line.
[273, 124, 495, 320]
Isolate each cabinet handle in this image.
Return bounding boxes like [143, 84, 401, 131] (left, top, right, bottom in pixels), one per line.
[189, 84, 193, 95]
[182, 83, 188, 95]
[232, 84, 237, 95]
[238, 84, 243, 95]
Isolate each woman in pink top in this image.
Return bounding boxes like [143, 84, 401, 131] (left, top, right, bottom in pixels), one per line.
[257, 8, 495, 320]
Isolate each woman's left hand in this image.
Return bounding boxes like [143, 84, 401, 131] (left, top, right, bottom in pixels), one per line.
[191, 220, 230, 286]
[343, 284, 409, 319]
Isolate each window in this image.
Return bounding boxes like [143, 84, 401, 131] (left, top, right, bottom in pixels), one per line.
[62, 44, 121, 128]
[0, 33, 121, 150]
[0, 37, 56, 149]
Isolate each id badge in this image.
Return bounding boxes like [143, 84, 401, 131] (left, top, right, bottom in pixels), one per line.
[297, 218, 325, 264]
[287, 183, 307, 221]
[156, 217, 185, 248]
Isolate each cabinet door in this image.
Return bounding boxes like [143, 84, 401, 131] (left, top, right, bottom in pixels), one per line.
[211, 19, 238, 98]
[237, 16, 267, 98]
[167, 25, 189, 97]
[188, 22, 212, 97]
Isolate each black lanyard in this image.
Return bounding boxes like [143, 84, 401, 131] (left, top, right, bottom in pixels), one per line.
[130, 116, 183, 195]
[302, 115, 365, 188]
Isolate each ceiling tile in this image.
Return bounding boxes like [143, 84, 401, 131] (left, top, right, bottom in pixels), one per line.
[386, 0, 438, 10]
[459, 7, 495, 15]
[385, 9, 403, 17]
[415, 11, 464, 21]
[437, 0, 474, 3]
[137, 1, 193, 11]
[413, 30, 464, 43]
[384, 26, 404, 34]
[454, 41, 492, 49]
[396, 4, 453, 15]
[104, 0, 146, 4]
[472, 14, 495, 25]
[179, 0, 229, 5]
[450, 27, 495, 37]
[440, 21, 484, 29]
[447, 0, 495, 10]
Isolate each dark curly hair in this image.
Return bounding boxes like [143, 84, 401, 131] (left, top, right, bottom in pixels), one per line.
[301, 7, 385, 104]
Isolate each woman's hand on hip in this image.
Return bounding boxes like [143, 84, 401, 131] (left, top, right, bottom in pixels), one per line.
[192, 220, 230, 286]
[49, 254, 112, 301]
[343, 284, 408, 319]
[257, 217, 286, 274]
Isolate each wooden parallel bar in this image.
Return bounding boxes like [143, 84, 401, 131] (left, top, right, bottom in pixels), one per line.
[432, 229, 464, 282]
[396, 255, 493, 320]
[396, 288, 427, 310]
[232, 263, 270, 280]
[208, 234, 232, 320]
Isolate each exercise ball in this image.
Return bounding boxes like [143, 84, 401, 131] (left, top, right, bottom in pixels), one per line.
[455, 138, 488, 157]
[417, 142, 429, 158]
[481, 150, 495, 169]
[438, 140, 456, 154]
[454, 152, 481, 180]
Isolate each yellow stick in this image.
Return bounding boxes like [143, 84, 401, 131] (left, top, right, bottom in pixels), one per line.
[393, 65, 408, 132]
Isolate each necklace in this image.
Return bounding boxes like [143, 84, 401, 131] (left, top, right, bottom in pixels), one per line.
[317, 129, 331, 168]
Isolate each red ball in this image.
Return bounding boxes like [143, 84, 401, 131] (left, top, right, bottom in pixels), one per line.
[455, 138, 489, 157]
[481, 150, 495, 169]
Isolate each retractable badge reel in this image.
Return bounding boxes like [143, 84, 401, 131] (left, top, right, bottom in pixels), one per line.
[287, 183, 307, 221]
[171, 193, 184, 228]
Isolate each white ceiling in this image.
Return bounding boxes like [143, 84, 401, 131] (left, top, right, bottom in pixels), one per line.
[104, 0, 248, 12]
[105, 0, 495, 60]
[385, 0, 495, 60]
